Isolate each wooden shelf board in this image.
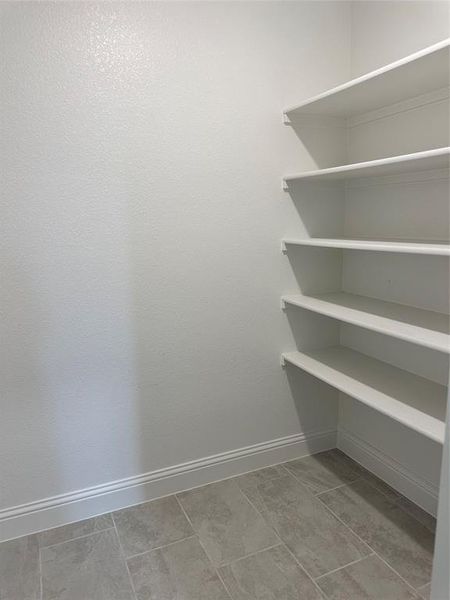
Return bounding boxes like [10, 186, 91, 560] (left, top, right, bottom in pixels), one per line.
[282, 237, 450, 256]
[284, 148, 450, 184]
[282, 346, 447, 444]
[284, 39, 450, 119]
[282, 292, 450, 354]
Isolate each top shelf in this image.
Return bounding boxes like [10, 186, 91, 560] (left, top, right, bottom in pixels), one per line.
[284, 39, 450, 119]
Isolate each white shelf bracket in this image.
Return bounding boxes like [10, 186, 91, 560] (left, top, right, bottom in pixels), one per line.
[282, 112, 291, 126]
[280, 354, 287, 368]
[281, 240, 288, 254]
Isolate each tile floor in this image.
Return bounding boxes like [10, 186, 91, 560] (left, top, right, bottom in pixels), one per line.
[0, 449, 436, 600]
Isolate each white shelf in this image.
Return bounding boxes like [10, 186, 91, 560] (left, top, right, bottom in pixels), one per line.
[282, 292, 450, 354]
[283, 148, 450, 184]
[282, 237, 450, 256]
[282, 346, 447, 444]
[284, 39, 450, 119]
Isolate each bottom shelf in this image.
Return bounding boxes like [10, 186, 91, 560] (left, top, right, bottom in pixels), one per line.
[282, 346, 447, 444]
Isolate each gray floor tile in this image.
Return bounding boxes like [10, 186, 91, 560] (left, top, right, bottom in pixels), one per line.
[319, 480, 434, 588]
[113, 495, 193, 557]
[283, 449, 365, 494]
[177, 479, 279, 567]
[127, 535, 230, 600]
[417, 582, 431, 599]
[218, 544, 322, 600]
[234, 465, 292, 499]
[41, 528, 134, 600]
[316, 554, 422, 600]
[236, 472, 370, 578]
[394, 497, 436, 533]
[236, 465, 288, 487]
[360, 472, 401, 502]
[0, 534, 40, 600]
[38, 513, 113, 548]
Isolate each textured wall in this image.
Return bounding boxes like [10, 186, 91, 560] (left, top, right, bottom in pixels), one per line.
[0, 2, 350, 510]
[350, 0, 449, 76]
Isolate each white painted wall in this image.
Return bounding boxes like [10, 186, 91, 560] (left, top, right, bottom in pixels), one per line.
[350, 0, 450, 76]
[338, 0, 450, 515]
[431, 385, 450, 600]
[0, 1, 351, 529]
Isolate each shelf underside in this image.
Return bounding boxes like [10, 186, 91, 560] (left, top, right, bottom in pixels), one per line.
[284, 148, 450, 184]
[282, 292, 450, 354]
[282, 346, 447, 444]
[283, 238, 450, 256]
[285, 39, 449, 119]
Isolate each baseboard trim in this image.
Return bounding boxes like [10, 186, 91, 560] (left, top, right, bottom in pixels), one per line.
[337, 427, 439, 516]
[0, 428, 336, 542]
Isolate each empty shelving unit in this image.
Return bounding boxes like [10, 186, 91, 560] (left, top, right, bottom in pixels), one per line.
[281, 40, 450, 510]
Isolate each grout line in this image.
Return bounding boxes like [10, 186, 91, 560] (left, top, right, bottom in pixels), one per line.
[313, 478, 364, 495]
[218, 542, 283, 568]
[314, 494, 374, 555]
[282, 495, 376, 588]
[233, 473, 328, 595]
[358, 474, 400, 500]
[123, 558, 138, 600]
[175, 495, 232, 598]
[174, 494, 196, 530]
[369, 549, 432, 597]
[177, 492, 283, 574]
[177, 481, 285, 566]
[356, 472, 404, 503]
[39, 543, 43, 600]
[417, 582, 432, 600]
[177, 483, 288, 569]
[326, 445, 437, 534]
[280, 448, 365, 495]
[214, 569, 234, 600]
[30, 512, 114, 541]
[315, 493, 432, 592]
[391, 499, 436, 534]
[173, 495, 204, 553]
[277, 541, 329, 599]
[38, 526, 117, 551]
[317, 448, 437, 578]
[214, 567, 234, 600]
[174, 494, 223, 568]
[336, 470, 437, 534]
[284, 464, 363, 496]
[314, 553, 375, 581]
[278, 463, 311, 482]
[123, 534, 199, 562]
[279, 464, 295, 474]
[233, 486, 283, 547]
[172, 458, 303, 500]
[111, 513, 138, 600]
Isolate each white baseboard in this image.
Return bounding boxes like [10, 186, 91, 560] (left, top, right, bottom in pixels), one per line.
[0, 428, 336, 543]
[338, 428, 439, 516]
